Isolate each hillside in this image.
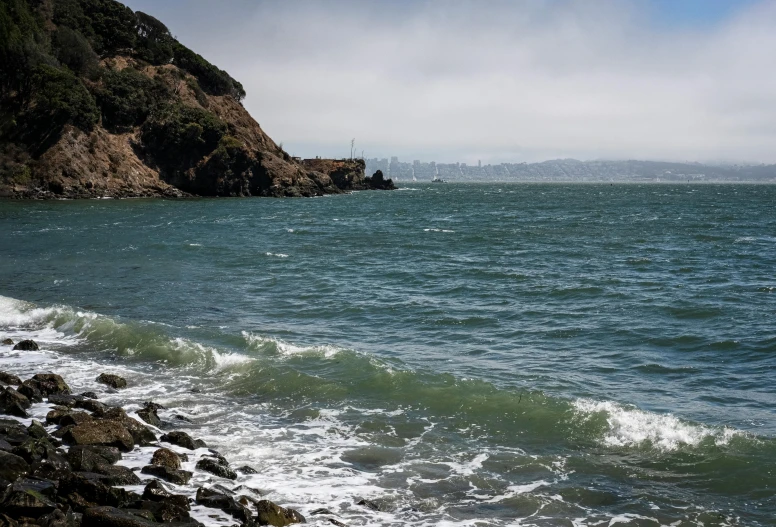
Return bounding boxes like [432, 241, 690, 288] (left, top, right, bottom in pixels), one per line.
[0, 0, 374, 198]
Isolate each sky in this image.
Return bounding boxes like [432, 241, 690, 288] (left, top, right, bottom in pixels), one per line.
[123, 0, 774, 164]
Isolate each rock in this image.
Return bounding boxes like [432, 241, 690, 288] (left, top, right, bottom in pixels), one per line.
[310, 509, 333, 515]
[27, 420, 49, 440]
[138, 500, 192, 523]
[0, 371, 22, 385]
[143, 402, 165, 411]
[115, 417, 156, 446]
[81, 506, 158, 527]
[136, 407, 160, 428]
[96, 374, 126, 389]
[30, 453, 72, 480]
[160, 431, 206, 450]
[67, 445, 122, 471]
[35, 508, 81, 527]
[237, 465, 258, 474]
[16, 381, 42, 403]
[195, 487, 251, 522]
[47, 394, 85, 408]
[327, 519, 347, 527]
[80, 392, 98, 400]
[151, 448, 181, 469]
[58, 472, 139, 511]
[58, 411, 95, 427]
[356, 499, 380, 511]
[0, 418, 31, 445]
[0, 388, 30, 417]
[12, 437, 57, 464]
[92, 464, 142, 485]
[141, 480, 189, 510]
[140, 465, 192, 485]
[1, 339, 13, 346]
[0, 477, 58, 518]
[0, 451, 29, 482]
[255, 500, 306, 527]
[195, 457, 237, 480]
[63, 421, 134, 452]
[30, 374, 71, 396]
[74, 399, 107, 414]
[12, 340, 38, 351]
[99, 407, 127, 420]
[173, 415, 192, 423]
[0, 438, 12, 452]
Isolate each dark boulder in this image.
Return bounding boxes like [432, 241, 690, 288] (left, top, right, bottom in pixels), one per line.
[96, 374, 127, 389]
[12, 437, 57, 464]
[0, 451, 29, 482]
[141, 480, 189, 510]
[0, 438, 12, 452]
[58, 472, 139, 511]
[30, 374, 71, 396]
[34, 508, 81, 527]
[140, 465, 192, 485]
[160, 431, 206, 450]
[30, 453, 73, 480]
[195, 457, 236, 480]
[115, 417, 156, 446]
[27, 420, 49, 440]
[47, 394, 85, 408]
[0, 372, 22, 385]
[0, 388, 30, 417]
[62, 421, 134, 452]
[67, 445, 122, 471]
[138, 500, 192, 523]
[151, 447, 181, 469]
[92, 464, 142, 485]
[356, 499, 380, 511]
[12, 340, 39, 351]
[1, 339, 13, 346]
[75, 399, 107, 414]
[82, 506, 158, 527]
[0, 477, 58, 518]
[237, 465, 258, 474]
[16, 381, 42, 403]
[58, 411, 95, 427]
[195, 487, 251, 522]
[80, 392, 99, 400]
[136, 406, 161, 428]
[255, 500, 306, 527]
[0, 418, 31, 445]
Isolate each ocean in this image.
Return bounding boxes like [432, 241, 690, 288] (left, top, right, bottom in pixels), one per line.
[0, 183, 774, 526]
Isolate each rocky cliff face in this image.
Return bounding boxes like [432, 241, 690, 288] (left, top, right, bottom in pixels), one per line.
[0, 0, 379, 199]
[301, 159, 395, 191]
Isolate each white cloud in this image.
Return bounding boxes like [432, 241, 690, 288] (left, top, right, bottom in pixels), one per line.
[127, 0, 776, 163]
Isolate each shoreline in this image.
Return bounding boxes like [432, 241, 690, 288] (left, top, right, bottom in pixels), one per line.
[0, 338, 329, 527]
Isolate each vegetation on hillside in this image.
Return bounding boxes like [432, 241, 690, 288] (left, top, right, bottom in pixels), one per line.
[0, 0, 246, 185]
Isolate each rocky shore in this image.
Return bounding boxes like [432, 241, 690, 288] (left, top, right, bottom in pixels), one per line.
[0, 339, 332, 527]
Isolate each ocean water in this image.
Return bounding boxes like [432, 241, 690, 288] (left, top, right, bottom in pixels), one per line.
[0, 183, 774, 526]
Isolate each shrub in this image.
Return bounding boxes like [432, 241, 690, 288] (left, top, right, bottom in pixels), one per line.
[96, 67, 170, 131]
[135, 11, 173, 65]
[52, 26, 99, 77]
[30, 64, 98, 132]
[172, 42, 245, 100]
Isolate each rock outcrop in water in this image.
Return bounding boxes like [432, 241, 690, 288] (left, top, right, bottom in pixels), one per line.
[301, 159, 395, 191]
[0, 0, 388, 199]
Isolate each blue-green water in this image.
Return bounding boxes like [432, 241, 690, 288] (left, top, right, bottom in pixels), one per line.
[1, 184, 774, 526]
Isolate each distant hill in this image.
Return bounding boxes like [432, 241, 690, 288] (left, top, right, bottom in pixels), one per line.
[0, 0, 366, 198]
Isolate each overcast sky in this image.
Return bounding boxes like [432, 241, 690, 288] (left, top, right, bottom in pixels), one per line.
[124, 0, 774, 164]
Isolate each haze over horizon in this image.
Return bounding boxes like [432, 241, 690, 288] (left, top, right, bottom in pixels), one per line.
[124, 0, 774, 165]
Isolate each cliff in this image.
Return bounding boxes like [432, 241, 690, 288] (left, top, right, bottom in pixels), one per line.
[0, 0, 372, 199]
[302, 159, 395, 191]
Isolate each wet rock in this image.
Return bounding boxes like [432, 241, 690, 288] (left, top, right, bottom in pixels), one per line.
[0, 477, 58, 518]
[59, 411, 95, 427]
[0, 514, 18, 527]
[59, 472, 139, 511]
[310, 509, 333, 515]
[30, 453, 72, 480]
[356, 499, 380, 511]
[96, 374, 126, 389]
[138, 500, 192, 523]
[30, 374, 71, 396]
[16, 381, 42, 403]
[136, 406, 161, 428]
[0, 388, 29, 418]
[116, 417, 156, 446]
[0, 418, 31, 445]
[0, 451, 29, 482]
[173, 415, 192, 423]
[75, 399, 107, 414]
[27, 420, 49, 440]
[237, 465, 258, 474]
[195, 487, 251, 522]
[12, 340, 38, 351]
[80, 392, 98, 400]
[35, 508, 81, 527]
[255, 500, 306, 527]
[0, 372, 22, 385]
[82, 506, 157, 527]
[327, 519, 347, 527]
[67, 445, 122, 471]
[12, 437, 57, 464]
[196, 457, 237, 480]
[63, 420, 134, 452]
[47, 394, 84, 408]
[160, 431, 206, 450]
[92, 464, 142, 485]
[1, 339, 13, 346]
[151, 447, 181, 469]
[143, 402, 165, 411]
[141, 480, 190, 510]
[140, 465, 192, 485]
[0, 438, 12, 452]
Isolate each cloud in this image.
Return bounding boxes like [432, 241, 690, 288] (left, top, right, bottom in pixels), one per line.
[126, 0, 776, 163]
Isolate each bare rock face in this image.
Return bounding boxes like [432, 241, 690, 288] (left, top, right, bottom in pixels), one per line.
[151, 447, 181, 470]
[255, 499, 306, 527]
[63, 421, 135, 452]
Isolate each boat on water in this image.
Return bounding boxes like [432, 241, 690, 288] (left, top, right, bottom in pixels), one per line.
[432, 177, 446, 183]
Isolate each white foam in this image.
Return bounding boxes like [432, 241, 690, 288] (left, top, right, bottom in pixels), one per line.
[242, 332, 343, 359]
[265, 252, 289, 258]
[572, 399, 744, 451]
